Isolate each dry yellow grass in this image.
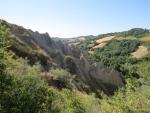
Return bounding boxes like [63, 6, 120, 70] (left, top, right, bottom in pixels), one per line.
[95, 36, 115, 44]
[92, 36, 115, 49]
[93, 42, 107, 49]
[131, 46, 148, 58]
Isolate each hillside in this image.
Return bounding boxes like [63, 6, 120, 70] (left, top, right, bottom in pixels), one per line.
[71, 28, 150, 112]
[131, 46, 148, 58]
[1, 20, 150, 113]
[0, 19, 124, 96]
[75, 28, 150, 72]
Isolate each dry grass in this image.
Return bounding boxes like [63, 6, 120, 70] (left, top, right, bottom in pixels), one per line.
[95, 36, 115, 44]
[91, 36, 115, 49]
[131, 46, 148, 58]
[93, 42, 107, 49]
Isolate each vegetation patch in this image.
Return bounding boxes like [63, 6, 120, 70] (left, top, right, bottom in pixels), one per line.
[131, 46, 148, 58]
[140, 36, 150, 42]
[92, 42, 107, 49]
[95, 36, 115, 45]
[116, 28, 149, 38]
[64, 56, 77, 74]
[1, 21, 150, 113]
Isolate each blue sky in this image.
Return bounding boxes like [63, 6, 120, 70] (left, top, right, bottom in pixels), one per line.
[0, 0, 150, 38]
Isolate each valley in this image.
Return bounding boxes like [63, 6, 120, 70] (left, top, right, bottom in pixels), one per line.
[0, 20, 150, 113]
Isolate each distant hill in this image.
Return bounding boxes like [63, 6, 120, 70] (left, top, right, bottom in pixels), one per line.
[116, 28, 150, 38]
[74, 27, 150, 80]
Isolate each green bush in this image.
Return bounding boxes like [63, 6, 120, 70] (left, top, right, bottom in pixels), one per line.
[60, 89, 85, 113]
[50, 68, 74, 89]
[4, 76, 50, 113]
[80, 93, 100, 113]
[0, 23, 15, 113]
[47, 88, 86, 113]
[0, 23, 50, 113]
[100, 84, 150, 113]
[64, 56, 77, 74]
[7, 58, 41, 79]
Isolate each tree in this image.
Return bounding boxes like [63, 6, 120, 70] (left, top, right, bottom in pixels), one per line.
[0, 23, 51, 113]
[64, 56, 77, 74]
[0, 23, 14, 113]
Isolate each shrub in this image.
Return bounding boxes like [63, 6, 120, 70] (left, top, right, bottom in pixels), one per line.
[50, 68, 74, 89]
[61, 89, 85, 113]
[0, 23, 15, 113]
[5, 76, 50, 113]
[64, 56, 77, 74]
[0, 24, 51, 113]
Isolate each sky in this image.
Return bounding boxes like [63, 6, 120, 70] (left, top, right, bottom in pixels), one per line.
[0, 0, 150, 38]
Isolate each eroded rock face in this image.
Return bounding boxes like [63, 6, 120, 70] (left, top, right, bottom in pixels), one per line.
[1, 19, 124, 95]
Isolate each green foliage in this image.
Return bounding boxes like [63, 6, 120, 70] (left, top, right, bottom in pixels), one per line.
[50, 68, 88, 91]
[80, 94, 100, 113]
[61, 89, 85, 113]
[51, 68, 71, 81]
[1, 22, 150, 113]
[0, 23, 50, 113]
[7, 58, 41, 79]
[0, 26, 85, 113]
[77, 40, 94, 51]
[45, 88, 86, 113]
[136, 61, 150, 86]
[91, 40, 140, 76]
[100, 83, 150, 113]
[116, 28, 149, 38]
[50, 68, 74, 89]
[100, 67, 150, 113]
[3, 76, 50, 113]
[64, 56, 77, 74]
[87, 35, 150, 113]
[0, 23, 15, 113]
[94, 40, 140, 56]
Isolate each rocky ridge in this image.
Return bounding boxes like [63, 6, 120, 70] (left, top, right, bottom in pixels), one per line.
[0, 20, 124, 96]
